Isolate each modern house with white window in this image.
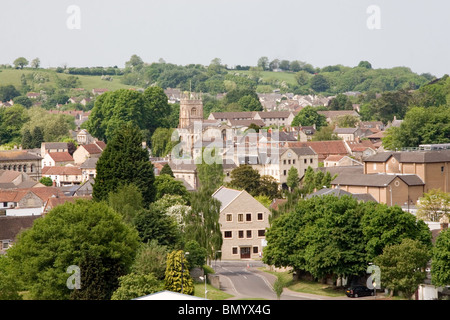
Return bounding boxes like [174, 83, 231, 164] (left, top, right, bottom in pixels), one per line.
[212, 186, 271, 260]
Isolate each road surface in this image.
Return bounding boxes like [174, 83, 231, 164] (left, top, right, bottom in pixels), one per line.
[213, 260, 326, 300]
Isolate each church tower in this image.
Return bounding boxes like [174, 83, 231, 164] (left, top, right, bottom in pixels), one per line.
[178, 92, 203, 129]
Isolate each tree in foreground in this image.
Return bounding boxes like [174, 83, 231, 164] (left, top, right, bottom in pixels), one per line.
[164, 250, 194, 295]
[93, 123, 156, 207]
[5, 200, 139, 300]
[374, 238, 430, 299]
[431, 229, 450, 288]
[416, 189, 450, 222]
[111, 273, 164, 300]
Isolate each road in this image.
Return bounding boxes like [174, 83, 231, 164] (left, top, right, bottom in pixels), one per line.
[213, 260, 326, 300]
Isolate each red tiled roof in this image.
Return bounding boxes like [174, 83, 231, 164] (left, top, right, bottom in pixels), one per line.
[42, 166, 82, 176]
[48, 152, 74, 162]
[82, 143, 103, 154]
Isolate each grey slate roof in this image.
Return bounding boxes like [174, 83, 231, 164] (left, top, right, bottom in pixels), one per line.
[364, 150, 450, 163]
[212, 186, 243, 211]
[331, 173, 424, 187]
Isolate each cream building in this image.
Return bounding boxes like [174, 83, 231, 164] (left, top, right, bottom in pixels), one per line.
[212, 186, 271, 260]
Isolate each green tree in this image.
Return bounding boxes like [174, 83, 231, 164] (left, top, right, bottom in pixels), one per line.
[357, 61, 372, 69]
[154, 174, 190, 203]
[21, 129, 33, 149]
[361, 203, 432, 260]
[257, 57, 269, 71]
[431, 229, 450, 287]
[374, 239, 430, 299]
[13, 96, 32, 108]
[196, 147, 224, 194]
[263, 195, 368, 281]
[185, 190, 222, 264]
[133, 206, 182, 248]
[111, 273, 164, 300]
[228, 165, 261, 196]
[0, 256, 22, 300]
[185, 240, 207, 269]
[291, 106, 327, 130]
[31, 126, 44, 148]
[13, 57, 28, 69]
[31, 57, 40, 69]
[160, 163, 174, 177]
[382, 106, 450, 150]
[5, 200, 139, 300]
[0, 85, 20, 102]
[286, 166, 299, 191]
[0, 104, 30, 144]
[416, 189, 450, 222]
[164, 250, 194, 295]
[311, 125, 340, 141]
[93, 123, 156, 207]
[108, 183, 144, 224]
[39, 177, 53, 187]
[132, 240, 169, 280]
[310, 74, 330, 92]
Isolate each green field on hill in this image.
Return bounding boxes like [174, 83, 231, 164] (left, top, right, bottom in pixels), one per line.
[0, 68, 135, 92]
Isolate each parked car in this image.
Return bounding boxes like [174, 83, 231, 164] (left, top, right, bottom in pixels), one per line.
[345, 285, 375, 298]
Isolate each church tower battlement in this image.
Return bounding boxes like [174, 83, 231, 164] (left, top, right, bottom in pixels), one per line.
[178, 92, 203, 129]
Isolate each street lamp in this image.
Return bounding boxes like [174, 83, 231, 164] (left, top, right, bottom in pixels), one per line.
[181, 251, 189, 294]
[199, 276, 208, 299]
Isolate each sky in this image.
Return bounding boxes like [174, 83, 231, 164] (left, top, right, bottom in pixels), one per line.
[0, 0, 449, 77]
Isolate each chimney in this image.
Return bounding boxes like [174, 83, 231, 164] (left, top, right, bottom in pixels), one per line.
[440, 216, 449, 231]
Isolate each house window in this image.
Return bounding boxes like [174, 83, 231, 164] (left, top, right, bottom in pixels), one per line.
[226, 214, 232, 222]
[293, 160, 295, 164]
[258, 230, 266, 237]
[246, 230, 252, 238]
[238, 214, 244, 222]
[246, 213, 252, 221]
[232, 247, 238, 255]
[238, 230, 244, 238]
[304, 159, 307, 164]
[283, 159, 286, 165]
[373, 163, 377, 170]
[283, 170, 287, 176]
[253, 246, 259, 254]
[288, 160, 291, 164]
[441, 166, 445, 173]
[310, 158, 313, 163]
[224, 231, 232, 238]
[257, 213, 263, 221]
[2, 241, 8, 249]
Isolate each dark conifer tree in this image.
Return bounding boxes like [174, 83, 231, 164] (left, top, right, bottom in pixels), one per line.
[93, 123, 156, 207]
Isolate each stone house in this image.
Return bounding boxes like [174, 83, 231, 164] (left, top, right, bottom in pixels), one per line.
[42, 166, 83, 187]
[0, 150, 42, 181]
[0, 215, 40, 254]
[42, 152, 74, 168]
[212, 186, 271, 260]
[72, 141, 105, 164]
[41, 142, 69, 156]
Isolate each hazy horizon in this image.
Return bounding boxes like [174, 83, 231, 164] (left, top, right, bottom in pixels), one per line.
[1, 0, 449, 77]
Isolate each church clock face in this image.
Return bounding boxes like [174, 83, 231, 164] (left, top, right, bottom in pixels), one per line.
[287, 152, 291, 157]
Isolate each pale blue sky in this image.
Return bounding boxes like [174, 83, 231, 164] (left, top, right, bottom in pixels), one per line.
[0, 0, 449, 76]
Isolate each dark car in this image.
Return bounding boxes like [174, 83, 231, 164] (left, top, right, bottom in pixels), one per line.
[345, 285, 375, 298]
